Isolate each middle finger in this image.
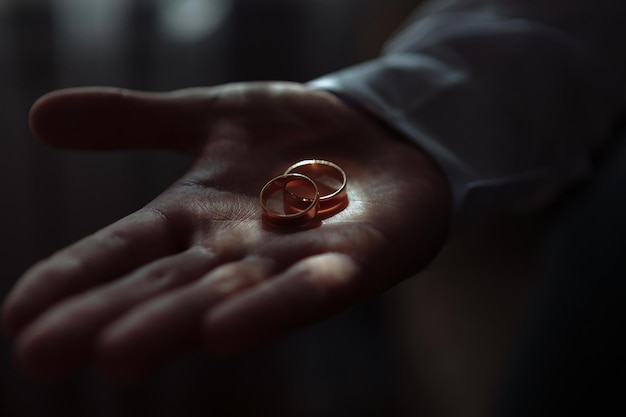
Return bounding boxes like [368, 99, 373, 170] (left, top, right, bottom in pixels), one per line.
[15, 247, 218, 378]
[94, 256, 276, 379]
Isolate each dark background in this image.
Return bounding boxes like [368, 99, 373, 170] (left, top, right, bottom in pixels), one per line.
[4, 1, 618, 416]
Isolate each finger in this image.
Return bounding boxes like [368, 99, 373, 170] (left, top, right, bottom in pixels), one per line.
[2, 209, 180, 336]
[202, 252, 363, 354]
[29, 87, 213, 151]
[12, 247, 217, 379]
[94, 257, 275, 380]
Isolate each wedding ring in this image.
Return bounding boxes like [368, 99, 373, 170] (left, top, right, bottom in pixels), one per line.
[260, 173, 319, 228]
[284, 159, 347, 214]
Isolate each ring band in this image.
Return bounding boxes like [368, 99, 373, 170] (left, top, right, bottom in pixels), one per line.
[284, 159, 347, 213]
[260, 173, 319, 228]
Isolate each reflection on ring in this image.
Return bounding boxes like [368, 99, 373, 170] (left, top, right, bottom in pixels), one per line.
[284, 159, 348, 216]
[259, 173, 319, 228]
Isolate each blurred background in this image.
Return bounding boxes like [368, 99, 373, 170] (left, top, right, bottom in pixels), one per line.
[0, 0, 598, 416]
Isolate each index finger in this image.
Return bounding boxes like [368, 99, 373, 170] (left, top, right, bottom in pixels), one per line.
[2, 208, 181, 336]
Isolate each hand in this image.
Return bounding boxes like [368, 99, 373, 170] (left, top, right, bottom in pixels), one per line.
[2, 82, 451, 380]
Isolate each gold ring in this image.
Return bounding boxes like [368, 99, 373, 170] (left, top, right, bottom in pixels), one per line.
[259, 173, 319, 228]
[284, 159, 347, 214]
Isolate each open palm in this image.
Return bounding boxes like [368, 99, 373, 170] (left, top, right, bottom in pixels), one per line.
[2, 82, 450, 380]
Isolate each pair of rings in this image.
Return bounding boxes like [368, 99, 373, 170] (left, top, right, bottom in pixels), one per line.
[260, 159, 348, 228]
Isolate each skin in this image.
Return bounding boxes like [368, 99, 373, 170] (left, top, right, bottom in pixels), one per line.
[1, 82, 451, 381]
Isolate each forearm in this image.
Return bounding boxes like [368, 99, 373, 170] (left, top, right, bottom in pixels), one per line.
[310, 0, 626, 231]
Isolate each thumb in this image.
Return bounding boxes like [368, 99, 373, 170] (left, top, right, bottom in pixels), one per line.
[29, 87, 214, 151]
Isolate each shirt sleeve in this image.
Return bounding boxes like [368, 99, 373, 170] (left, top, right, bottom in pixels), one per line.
[308, 0, 626, 232]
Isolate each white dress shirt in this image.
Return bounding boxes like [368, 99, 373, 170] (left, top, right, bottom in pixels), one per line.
[310, 0, 626, 231]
